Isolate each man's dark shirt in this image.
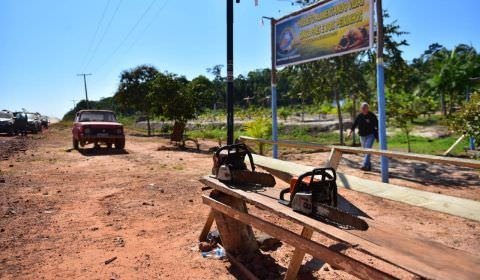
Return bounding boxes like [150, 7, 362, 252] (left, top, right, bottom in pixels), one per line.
[351, 112, 378, 137]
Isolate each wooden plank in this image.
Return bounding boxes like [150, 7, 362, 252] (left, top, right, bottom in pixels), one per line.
[203, 195, 397, 280]
[199, 209, 215, 242]
[210, 191, 258, 255]
[200, 176, 480, 280]
[252, 154, 480, 222]
[284, 227, 314, 280]
[443, 135, 465, 156]
[239, 136, 480, 169]
[326, 148, 343, 169]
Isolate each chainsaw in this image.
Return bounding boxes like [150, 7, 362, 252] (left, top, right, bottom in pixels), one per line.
[212, 143, 276, 188]
[279, 168, 368, 230]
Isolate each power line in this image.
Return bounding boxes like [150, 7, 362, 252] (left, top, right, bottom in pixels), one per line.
[80, 0, 112, 71]
[93, 0, 159, 73]
[84, 0, 123, 71]
[124, 0, 170, 53]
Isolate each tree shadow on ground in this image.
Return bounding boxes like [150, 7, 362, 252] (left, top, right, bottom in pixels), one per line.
[128, 133, 170, 138]
[227, 251, 287, 280]
[156, 144, 216, 155]
[341, 156, 480, 188]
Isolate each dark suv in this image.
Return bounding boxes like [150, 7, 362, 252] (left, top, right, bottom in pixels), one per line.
[26, 113, 41, 133]
[0, 110, 14, 135]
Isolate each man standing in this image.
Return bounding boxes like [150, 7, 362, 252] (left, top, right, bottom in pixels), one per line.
[348, 103, 378, 171]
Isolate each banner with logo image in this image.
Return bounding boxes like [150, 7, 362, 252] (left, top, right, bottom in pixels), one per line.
[275, 0, 373, 67]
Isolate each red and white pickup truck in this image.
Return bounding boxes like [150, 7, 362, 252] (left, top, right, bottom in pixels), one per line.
[72, 110, 125, 150]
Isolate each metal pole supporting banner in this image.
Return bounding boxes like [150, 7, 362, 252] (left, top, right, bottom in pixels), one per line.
[226, 0, 234, 145]
[270, 18, 278, 158]
[376, 0, 389, 183]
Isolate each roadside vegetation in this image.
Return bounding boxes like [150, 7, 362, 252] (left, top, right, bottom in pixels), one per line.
[61, 7, 479, 158]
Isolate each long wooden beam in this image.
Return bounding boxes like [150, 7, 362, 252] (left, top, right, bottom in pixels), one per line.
[202, 195, 397, 280]
[239, 136, 480, 169]
[200, 176, 480, 280]
[251, 154, 480, 222]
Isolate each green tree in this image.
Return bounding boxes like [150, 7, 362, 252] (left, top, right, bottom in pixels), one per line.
[207, 65, 225, 110]
[426, 44, 480, 116]
[149, 72, 195, 124]
[188, 75, 216, 114]
[114, 65, 159, 136]
[450, 92, 480, 143]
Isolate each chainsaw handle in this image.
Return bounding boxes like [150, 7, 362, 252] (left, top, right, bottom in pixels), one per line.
[293, 168, 336, 196]
[308, 168, 336, 183]
[278, 188, 291, 206]
[214, 143, 255, 172]
[244, 147, 255, 172]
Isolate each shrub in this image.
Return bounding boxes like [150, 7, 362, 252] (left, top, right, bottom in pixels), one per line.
[243, 117, 272, 139]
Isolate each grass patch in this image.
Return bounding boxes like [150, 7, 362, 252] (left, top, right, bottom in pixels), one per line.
[187, 127, 242, 141]
[382, 134, 469, 156]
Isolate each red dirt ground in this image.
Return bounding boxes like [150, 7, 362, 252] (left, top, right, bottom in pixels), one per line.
[0, 125, 478, 279]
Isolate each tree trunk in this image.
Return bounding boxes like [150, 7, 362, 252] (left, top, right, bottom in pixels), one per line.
[335, 88, 344, 145]
[406, 130, 411, 153]
[351, 95, 357, 146]
[301, 98, 305, 122]
[440, 92, 447, 116]
[147, 116, 151, 137]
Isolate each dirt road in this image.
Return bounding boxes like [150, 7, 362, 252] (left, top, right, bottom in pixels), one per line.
[0, 125, 478, 279]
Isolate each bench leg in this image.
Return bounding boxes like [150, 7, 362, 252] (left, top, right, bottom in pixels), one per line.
[199, 209, 215, 242]
[210, 191, 258, 255]
[326, 148, 343, 169]
[284, 227, 314, 280]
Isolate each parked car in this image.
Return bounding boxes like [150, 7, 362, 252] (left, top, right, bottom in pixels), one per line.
[13, 112, 28, 135]
[0, 110, 15, 135]
[72, 110, 125, 150]
[26, 112, 41, 133]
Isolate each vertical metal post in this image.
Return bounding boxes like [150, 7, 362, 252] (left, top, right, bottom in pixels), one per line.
[376, 0, 389, 183]
[226, 0, 234, 145]
[270, 18, 278, 158]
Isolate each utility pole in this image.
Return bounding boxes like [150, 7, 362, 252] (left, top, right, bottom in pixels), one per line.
[71, 99, 77, 111]
[77, 73, 92, 109]
[263, 16, 278, 158]
[376, 0, 389, 183]
[226, 0, 235, 145]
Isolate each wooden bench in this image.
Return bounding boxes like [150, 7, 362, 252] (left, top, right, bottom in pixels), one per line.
[199, 176, 480, 280]
[170, 121, 200, 150]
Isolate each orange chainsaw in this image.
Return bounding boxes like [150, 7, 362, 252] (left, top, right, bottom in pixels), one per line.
[212, 143, 276, 188]
[279, 168, 368, 230]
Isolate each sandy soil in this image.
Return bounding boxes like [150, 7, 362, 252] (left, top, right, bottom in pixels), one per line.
[0, 126, 478, 280]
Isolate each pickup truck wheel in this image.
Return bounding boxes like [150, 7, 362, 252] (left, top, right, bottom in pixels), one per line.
[115, 140, 125, 150]
[73, 138, 79, 150]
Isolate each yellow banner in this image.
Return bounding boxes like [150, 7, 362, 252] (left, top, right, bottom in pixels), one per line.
[275, 0, 373, 67]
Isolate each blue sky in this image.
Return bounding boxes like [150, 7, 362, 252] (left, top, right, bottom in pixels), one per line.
[1, 0, 479, 118]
